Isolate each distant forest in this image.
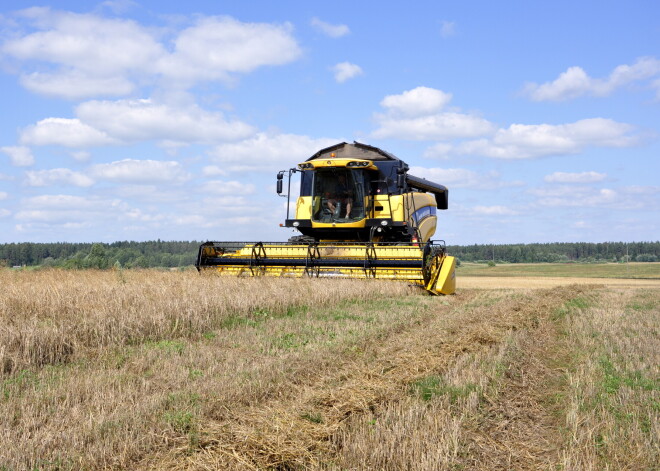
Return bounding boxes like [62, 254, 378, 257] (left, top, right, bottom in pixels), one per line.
[1, 240, 659, 268]
[446, 241, 659, 264]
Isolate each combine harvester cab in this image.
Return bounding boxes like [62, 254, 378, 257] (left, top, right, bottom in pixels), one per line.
[196, 142, 456, 295]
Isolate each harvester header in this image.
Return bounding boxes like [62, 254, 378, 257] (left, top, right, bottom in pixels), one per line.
[197, 142, 456, 295]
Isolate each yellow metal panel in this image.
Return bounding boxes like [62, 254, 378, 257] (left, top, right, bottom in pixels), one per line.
[295, 196, 313, 219]
[434, 256, 456, 295]
[298, 159, 377, 170]
[417, 217, 437, 243]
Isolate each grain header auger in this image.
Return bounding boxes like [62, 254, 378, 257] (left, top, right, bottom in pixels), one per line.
[196, 142, 456, 295]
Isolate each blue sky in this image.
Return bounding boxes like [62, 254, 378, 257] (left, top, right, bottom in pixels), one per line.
[0, 0, 658, 245]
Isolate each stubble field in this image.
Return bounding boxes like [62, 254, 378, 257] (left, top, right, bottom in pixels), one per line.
[1, 265, 658, 470]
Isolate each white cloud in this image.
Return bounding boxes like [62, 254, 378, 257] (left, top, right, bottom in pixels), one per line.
[202, 165, 228, 177]
[0, 146, 35, 166]
[447, 118, 637, 159]
[2, 9, 302, 98]
[380, 87, 452, 117]
[3, 7, 164, 99]
[523, 57, 660, 101]
[114, 185, 187, 204]
[70, 150, 91, 162]
[471, 205, 518, 216]
[440, 20, 456, 38]
[0, 209, 10, 218]
[19, 71, 135, 100]
[157, 16, 302, 84]
[25, 168, 94, 187]
[18, 193, 123, 212]
[89, 159, 190, 184]
[529, 185, 659, 210]
[372, 86, 495, 140]
[197, 180, 256, 195]
[20, 118, 117, 147]
[373, 113, 495, 141]
[14, 194, 145, 231]
[311, 17, 350, 38]
[76, 99, 255, 143]
[544, 171, 607, 183]
[0, 191, 8, 200]
[332, 62, 363, 83]
[408, 166, 520, 189]
[209, 133, 339, 172]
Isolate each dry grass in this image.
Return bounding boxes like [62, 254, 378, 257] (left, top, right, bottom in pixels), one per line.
[560, 288, 659, 470]
[458, 261, 660, 278]
[0, 269, 414, 469]
[460, 275, 660, 290]
[0, 269, 411, 374]
[1, 268, 657, 470]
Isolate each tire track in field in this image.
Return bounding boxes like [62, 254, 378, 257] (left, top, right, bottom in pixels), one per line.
[140, 286, 590, 470]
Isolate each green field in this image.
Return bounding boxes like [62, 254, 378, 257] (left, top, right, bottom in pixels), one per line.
[457, 261, 660, 278]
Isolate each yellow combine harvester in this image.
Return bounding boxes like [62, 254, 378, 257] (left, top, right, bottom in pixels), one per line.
[196, 142, 456, 295]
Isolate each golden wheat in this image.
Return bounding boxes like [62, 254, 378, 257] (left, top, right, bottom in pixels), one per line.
[1, 268, 657, 470]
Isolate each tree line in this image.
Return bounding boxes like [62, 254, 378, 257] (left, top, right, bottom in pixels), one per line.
[0, 240, 201, 269]
[0, 240, 658, 268]
[446, 241, 660, 263]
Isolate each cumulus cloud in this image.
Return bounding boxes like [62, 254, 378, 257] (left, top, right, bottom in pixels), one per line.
[523, 56, 660, 101]
[372, 86, 495, 140]
[20, 118, 118, 147]
[332, 62, 363, 83]
[544, 171, 607, 183]
[25, 168, 94, 187]
[19, 71, 135, 100]
[70, 150, 91, 162]
[16, 194, 129, 222]
[89, 159, 190, 184]
[380, 87, 452, 117]
[2, 7, 164, 99]
[374, 113, 495, 141]
[529, 185, 659, 210]
[311, 17, 350, 38]
[157, 16, 301, 84]
[197, 180, 256, 195]
[408, 166, 521, 189]
[471, 205, 519, 216]
[0, 146, 35, 166]
[2, 8, 302, 98]
[202, 165, 227, 177]
[0, 191, 8, 200]
[437, 118, 638, 160]
[76, 99, 254, 143]
[209, 133, 339, 172]
[18, 99, 255, 149]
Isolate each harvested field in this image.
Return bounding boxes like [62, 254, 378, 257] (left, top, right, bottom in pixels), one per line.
[457, 261, 660, 278]
[460, 275, 660, 290]
[1, 268, 657, 470]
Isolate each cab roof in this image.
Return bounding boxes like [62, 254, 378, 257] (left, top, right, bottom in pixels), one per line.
[306, 142, 401, 162]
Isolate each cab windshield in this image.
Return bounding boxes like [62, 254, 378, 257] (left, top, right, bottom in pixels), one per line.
[312, 169, 365, 222]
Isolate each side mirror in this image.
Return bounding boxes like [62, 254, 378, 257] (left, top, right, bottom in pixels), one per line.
[276, 173, 283, 194]
[396, 168, 406, 189]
